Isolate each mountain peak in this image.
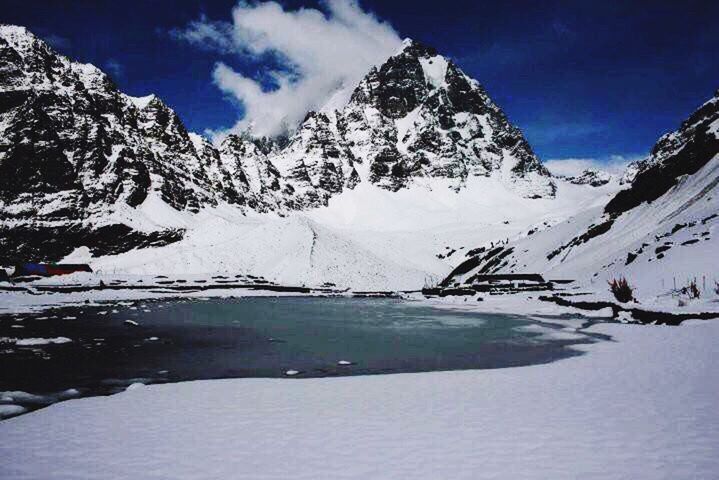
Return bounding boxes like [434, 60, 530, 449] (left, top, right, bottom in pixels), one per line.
[0, 23, 556, 265]
[394, 37, 438, 58]
[0, 24, 49, 56]
[282, 33, 555, 199]
[0, 24, 33, 41]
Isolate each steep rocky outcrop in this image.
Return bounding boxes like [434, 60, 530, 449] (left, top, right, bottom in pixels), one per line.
[214, 134, 291, 211]
[271, 111, 360, 208]
[605, 90, 719, 215]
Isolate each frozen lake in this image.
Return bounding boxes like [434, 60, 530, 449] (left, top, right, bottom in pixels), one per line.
[0, 297, 604, 416]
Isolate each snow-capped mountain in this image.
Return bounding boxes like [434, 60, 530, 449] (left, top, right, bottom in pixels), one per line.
[273, 39, 556, 205]
[0, 25, 259, 263]
[0, 25, 559, 266]
[556, 168, 613, 187]
[443, 90, 719, 296]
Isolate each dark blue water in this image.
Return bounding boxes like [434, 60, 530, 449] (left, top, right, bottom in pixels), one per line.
[0, 296, 603, 414]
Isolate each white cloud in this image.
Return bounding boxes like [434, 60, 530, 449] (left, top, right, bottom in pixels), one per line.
[170, 15, 236, 54]
[174, 0, 402, 138]
[544, 154, 645, 177]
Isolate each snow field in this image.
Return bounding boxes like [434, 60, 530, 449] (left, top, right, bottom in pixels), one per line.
[65, 176, 616, 291]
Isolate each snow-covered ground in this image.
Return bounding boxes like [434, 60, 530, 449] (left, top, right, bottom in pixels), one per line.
[444, 152, 719, 311]
[1, 316, 717, 479]
[52, 177, 616, 291]
[421, 289, 719, 318]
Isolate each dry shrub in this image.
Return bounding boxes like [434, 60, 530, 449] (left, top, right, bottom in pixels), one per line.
[682, 279, 701, 299]
[608, 277, 634, 303]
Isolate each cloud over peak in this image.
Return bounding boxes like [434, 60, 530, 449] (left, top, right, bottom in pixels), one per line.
[173, 0, 402, 138]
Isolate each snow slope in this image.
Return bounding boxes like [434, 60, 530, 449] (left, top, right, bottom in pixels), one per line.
[1, 319, 717, 479]
[5, 24, 714, 296]
[87, 209, 427, 291]
[306, 176, 616, 282]
[444, 157, 719, 298]
[79, 176, 616, 290]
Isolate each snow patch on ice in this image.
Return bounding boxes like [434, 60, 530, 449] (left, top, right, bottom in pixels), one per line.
[1, 337, 72, 346]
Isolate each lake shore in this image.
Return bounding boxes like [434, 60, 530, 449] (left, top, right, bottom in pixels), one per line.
[1, 296, 601, 419]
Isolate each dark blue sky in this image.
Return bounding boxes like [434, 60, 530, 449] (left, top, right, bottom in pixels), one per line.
[2, 0, 717, 160]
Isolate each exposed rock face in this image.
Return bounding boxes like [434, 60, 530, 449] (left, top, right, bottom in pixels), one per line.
[542, 90, 719, 267]
[271, 39, 556, 203]
[606, 90, 719, 215]
[214, 134, 290, 212]
[0, 25, 246, 262]
[271, 111, 360, 208]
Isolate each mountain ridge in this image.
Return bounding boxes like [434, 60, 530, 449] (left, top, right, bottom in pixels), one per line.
[0, 25, 559, 263]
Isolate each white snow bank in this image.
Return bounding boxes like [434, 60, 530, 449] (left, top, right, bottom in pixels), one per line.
[0, 284, 311, 315]
[471, 153, 719, 300]
[90, 213, 429, 291]
[1, 321, 717, 479]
